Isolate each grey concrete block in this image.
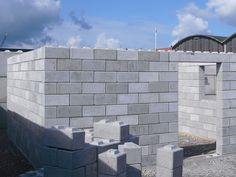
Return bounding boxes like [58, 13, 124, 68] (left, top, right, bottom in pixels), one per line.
[118, 142, 141, 164]
[94, 49, 117, 60]
[117, 50, 138, 60]
[45, 95, 69, 106]
[117, 94, 138, 104]
[70, 48, 94, 59]
[44, 126, 85, 150]
[128, 104, 149, 114]
[44, 47, 70, 59]
[70, 94, 93, 105]
[128, 61, 149, 71]
[149, 62, 169, 71]
[159, 72, 178, 81]
[138, 51, 159, 61]
[57, 143, 97, 169]
[149, 82, 169, 93]
[139, 93, 159, 103]
[70, 117, 94, 129]
[57, 83, 82, 94]
[83, 60, 105, 71]
[106, 105, 128, 116]
[149, 103, 169, 113]
[83, 106, 105, 116]
[57, 59, 82, 70]
[44, 166, 85, 177]
[95, 72, 117, 82]
[129, 125, 149, 136]
[106, 83, 128, 93]
[44, 118, 70, 128]
[94, 120, 129, 141]
[149, 123, 169, 134]
[70, 71, 93, 82]
[45, 71, 69, 82]
[95, 94, 117, 105]
[117, 115, 139, 125]
[139, 134, 159, 145]
[44, 83, 57, 94]
[106, 61, 128, 71]
[117, 72, 138, 82]
[139, 72, 159, 82]
[98, 149, 126, 175]
[138, 114, 159, 124]
[91, 139, 120, 154]
[57, 106, 82, 118]
[82, 83, 105, 93]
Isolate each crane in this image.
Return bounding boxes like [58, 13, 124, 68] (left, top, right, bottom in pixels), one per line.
[0, 33, 7, 47]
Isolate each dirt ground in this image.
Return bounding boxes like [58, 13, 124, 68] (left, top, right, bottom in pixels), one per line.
[0, 129, 33, 177]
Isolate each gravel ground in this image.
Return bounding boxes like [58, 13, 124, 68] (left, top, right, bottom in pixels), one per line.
[0, 129, 33, 177]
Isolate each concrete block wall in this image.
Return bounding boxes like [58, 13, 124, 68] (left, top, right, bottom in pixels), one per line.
[178, 63, 217, 139]
[0, 51, 19, 128]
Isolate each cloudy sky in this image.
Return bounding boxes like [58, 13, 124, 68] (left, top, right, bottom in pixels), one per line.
[1, 0, 236, 49]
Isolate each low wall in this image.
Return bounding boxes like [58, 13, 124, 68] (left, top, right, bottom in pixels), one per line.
[0, 51, 19, 129]
[178, 63, 217, 139]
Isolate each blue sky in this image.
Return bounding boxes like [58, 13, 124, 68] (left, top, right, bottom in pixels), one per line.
[1, 0, 236, 49]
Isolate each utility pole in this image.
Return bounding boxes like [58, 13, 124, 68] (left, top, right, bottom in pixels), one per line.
[154, 28, 157, 50]
[0, 33, 7, 47]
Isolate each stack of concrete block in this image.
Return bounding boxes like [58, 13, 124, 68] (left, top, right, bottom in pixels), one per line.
[118, 142, 142, 177]
[93, 119, 129, 142]
[98, 149, 126, 177]
[156, 145, 183, 177]
[43, 126, 97, 177]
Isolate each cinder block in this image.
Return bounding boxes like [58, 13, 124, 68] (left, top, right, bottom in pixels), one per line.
[138, 134, 159, 145]
[84, 129, 94, 143]
[57, 143, 97, 169]
[149, 82, 169, 93]
[149, 62, 168, 71]
[106, 61, 128, 71]
[70, 94, 93, 105]
[83, 60, 105, 71]
[95, 72, 117, 82]
[118, 142, 141, 164]
[106, 83, 128, 93]
[44, 118, 70, 128]
[98, 149, 126, 175]
[139, 72, 159, 82]
[149, 123, 169, 134]
[106, 105, 128, 116]
[45, 83, 57, 94]
[138, 51, 160, 61]
[45, 71, 69, 82]
[83, 106, 105, 116]
[128, 61, 149, 71]
[57, 59, 82, 70]
[117, 94, 138, 104]
[91, 139, 120, 154]
[94, 120, 129, 141]
[129, 83, 149, 93]
[95, 94, 117, 105]
[94, 49, 117, 60]
[70, 71, 93, 82]
[43, 47, 70, 59]
[44, 126, 85, 150]
[117, 72, 138, 82]
[56, 106, 82, 117]
[70, 117, 94, 129]
[129, 125, 149, 136]
[82, 83, 105, 93]
[139, 93, 159, 103]
[57, 83, 82, 94]
[128, 104, 149, 114]
[159, 93, 177, 102]
[159, 72, 178, 81]
[45, 95, 69, 106]
[138, 114, 159, 124]
[149, 103, 169, 113]
[44, 166, 85, 177]
[117, 50, 138, 60]
[70, 48, 94, 59]
[117, 115, 139, 125]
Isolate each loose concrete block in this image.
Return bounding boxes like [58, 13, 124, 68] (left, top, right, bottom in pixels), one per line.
[94, 94, 117, 105]
[70, 48, 94, 59]
[70, 71, 93, 82]
[57, 83, 82, 94]
[83, 106, 105, 116]
[117, 72, 138, 82]
[106, 105, 128, 116]
[82, 83, 105, 93]
[57, 59, 82, 70]
[91, 139, 120, 154]
[70, 94, 93, 105]
[44, 166, 85, 177]
[118, 142, 141, 164]
[106, 61, 128, 71]
[106, 83, 128, 93]
[84, 129, 94, 143]
[117, 50, 138, 60]
[95, 72, 117, 82]
[57, 143, 97, 169]
[44, 126, 85, 150]
[117, 94, 138, 104]
[128, 104, 149, 114]
[45, 95, 69, 106]
[126, 164, 141, 177]
[94, 49, 117, 60]
[98, 149, 126, 175]
[45, 71, 69, 82]
[129, 83, 149, 93]
[83, 60, 105, 71]
[128, 61, 149, 71]
[139, 72, 159, 82]
[94, 120, 129, 141]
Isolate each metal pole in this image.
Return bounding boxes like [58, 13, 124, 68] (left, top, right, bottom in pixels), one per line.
[155, 28, 157, 50]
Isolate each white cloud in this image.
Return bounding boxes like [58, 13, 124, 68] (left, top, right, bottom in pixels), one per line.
[95, 33, 120, 49]
[207, 0, 236, 26]
[172, 13, 209, 39]
[66, 35, 82, 47]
